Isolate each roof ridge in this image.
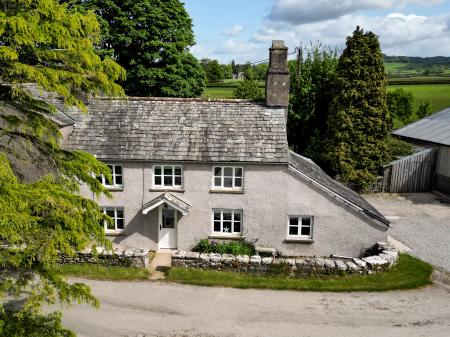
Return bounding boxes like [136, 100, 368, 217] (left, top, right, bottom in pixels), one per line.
[89, 96, 264, 104]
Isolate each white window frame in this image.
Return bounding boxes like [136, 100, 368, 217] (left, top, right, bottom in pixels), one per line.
[97, 164, 123, 188]
[212, 166, 243, 190]
[211, 209, 243, 236]
[287, 215, 313, 239]
[101, 207, 125, 233]
[152, 165, 183, 188]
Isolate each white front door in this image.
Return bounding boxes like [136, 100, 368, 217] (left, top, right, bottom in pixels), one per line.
[159, 206, 177, 249]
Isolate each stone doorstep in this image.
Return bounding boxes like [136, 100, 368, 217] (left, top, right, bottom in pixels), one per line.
[148, 252, 172, 280]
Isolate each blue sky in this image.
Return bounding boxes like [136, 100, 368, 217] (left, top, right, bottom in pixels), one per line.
[184, 0, 450, 63]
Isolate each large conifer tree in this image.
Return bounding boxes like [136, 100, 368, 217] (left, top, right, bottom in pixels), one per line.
[323, 27, 390, 191]
[0, 0, 124, 334]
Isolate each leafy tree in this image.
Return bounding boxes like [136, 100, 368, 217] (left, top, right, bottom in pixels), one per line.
[243, 64, 255, 80]
[0, 0, 124, 334]
[416, 101, 431, 119]
[287, 44, 338, 154]
[254, 63, 268, 80]
[200, 58, 223, 84]
[68, 0, 205, 97]
[233, 79, 263, 100]
[221, 64, 233, 80]
[387, 89, 414, 125]
[320, 27, 390, 191]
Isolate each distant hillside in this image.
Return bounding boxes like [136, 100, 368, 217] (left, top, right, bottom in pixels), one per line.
[384, 55, 450, 65]
[383, 55, 450, 78]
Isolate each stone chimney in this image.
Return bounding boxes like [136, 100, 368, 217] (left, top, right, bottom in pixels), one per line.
[265, 40, 290, 108]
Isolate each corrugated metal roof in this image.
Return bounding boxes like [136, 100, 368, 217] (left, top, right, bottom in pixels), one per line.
[393, 108, 450, 146]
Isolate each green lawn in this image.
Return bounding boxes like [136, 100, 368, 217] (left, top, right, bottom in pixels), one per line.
[388, 84, 450, 113]
[204, 86, 235, 99]
[54, 264, 150, 281]
[166, 254, 432, 292]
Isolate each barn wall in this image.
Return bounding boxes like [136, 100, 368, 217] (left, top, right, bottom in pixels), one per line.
[436, 145, 450, 193]
[387, 149, 436, 193]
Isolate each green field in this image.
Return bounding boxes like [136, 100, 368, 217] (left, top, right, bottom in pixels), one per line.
[204, 81, 450, 118]
[388, 84, 450, 113]
[385, 62, 450, 77]
[204, 86, 235, 98]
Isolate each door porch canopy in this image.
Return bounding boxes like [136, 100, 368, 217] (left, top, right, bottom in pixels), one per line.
[142, 192, 191, 216]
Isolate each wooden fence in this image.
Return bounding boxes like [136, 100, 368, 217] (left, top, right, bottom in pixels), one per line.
[384, 148, 437, 193]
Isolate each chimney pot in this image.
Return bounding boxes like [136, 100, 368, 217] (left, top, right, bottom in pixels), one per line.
[265, 40, 290, 108]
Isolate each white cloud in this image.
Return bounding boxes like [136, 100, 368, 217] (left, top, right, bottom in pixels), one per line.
[251, 12, 450, 57]
[267, 0, 443, 24]
[224, 24, 244, 36]
[190, 6, 450, 63]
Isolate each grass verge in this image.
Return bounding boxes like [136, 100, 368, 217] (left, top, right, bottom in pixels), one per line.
[166, 254, 432, 292]
[54, 264, 150, 281]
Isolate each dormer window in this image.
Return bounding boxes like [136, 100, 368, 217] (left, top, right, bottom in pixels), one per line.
[213, 166, 243, 189]
[97, 164, 123, 189]
[153, 165, 183, 188]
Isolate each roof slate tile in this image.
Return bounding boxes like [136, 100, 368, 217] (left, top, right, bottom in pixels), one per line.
[65, 98, 289, 163]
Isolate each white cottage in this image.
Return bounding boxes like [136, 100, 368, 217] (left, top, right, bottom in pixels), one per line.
[54, 41, 389, 257]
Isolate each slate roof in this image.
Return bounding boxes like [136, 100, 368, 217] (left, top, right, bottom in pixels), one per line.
[393, 107, 450, 146]
[65, 97, 289, 163]
[289, 151, 390, 225]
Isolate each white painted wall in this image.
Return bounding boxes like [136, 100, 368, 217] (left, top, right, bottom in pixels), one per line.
[80, 162, 387, 257]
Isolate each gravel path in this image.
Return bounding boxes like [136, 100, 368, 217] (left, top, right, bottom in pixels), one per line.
[364, 193, 450, 271]
[60, 278, 450, 337]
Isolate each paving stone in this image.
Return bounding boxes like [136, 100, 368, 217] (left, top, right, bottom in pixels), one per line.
[199, 253, 211, 262]
[236, 255, 250, 264]
[210, 253, 222, 263]
[172, 250, 186, 259]
[324, 259, 336, 269]
[335, 260, 348, 271]
[185, 251, 200, 259]
[250, 255, 261, 264]
[262, 257, 273, 264]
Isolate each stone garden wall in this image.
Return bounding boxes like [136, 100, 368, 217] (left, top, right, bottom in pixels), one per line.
[172, 242, 398, 277]
[59, 247, 150, 268]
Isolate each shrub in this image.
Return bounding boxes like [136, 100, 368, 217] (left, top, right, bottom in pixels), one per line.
[384, 136, 414, 162]
[233, 79, 264, 100]
[195, 239, 255, 256]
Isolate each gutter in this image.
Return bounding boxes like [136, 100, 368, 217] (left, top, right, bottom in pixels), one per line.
[288, 165, 390, 227]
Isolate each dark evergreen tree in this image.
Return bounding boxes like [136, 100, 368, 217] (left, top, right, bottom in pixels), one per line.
[68, 0, 205, 97]
[321, 27, 390, 191]
[231, 59, 237, 77]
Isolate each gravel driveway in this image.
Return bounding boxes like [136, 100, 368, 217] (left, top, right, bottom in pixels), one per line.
[60, 279, 450, 337]
[364, 193, 450, 271]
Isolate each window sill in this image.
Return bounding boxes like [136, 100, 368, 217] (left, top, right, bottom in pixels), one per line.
[149, 188, 185, 193]
[105, 186, 124, 192]
[284, 238, 314, 243]
[105, 231, 126, 236]
[209, 189, 245, 194]
[208, 235, 244, 240]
